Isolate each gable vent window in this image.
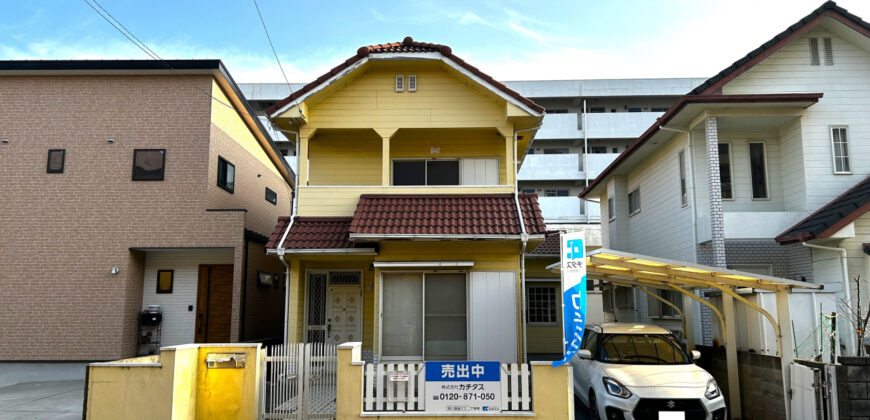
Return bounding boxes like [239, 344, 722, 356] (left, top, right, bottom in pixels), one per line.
[408, 74, 417, 92]
[809, 38, 820, 66]
[823, 37, 834, 65]
[395, 74, 404, 92]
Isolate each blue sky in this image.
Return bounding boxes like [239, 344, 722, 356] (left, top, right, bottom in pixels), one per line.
[3, 0, 870, 82]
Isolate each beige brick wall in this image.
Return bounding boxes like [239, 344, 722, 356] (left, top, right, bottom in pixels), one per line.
[0, 75, 290, 360]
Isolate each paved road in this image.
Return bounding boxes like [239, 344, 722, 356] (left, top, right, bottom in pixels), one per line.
[0, 381, 83, 419]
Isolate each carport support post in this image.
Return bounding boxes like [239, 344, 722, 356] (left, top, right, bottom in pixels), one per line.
[722, 290, 741, 419]
[776, 288, 794, 420]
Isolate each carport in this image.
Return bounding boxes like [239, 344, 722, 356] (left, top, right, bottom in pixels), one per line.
[548, 248, 821, 420]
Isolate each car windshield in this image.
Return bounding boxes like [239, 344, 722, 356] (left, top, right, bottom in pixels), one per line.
[598, 333, 690, 365]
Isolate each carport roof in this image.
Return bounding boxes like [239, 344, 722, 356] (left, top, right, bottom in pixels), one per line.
[547, 248, 821, 292]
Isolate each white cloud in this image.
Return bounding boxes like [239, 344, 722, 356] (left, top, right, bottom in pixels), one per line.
[508, 22, 544, 42]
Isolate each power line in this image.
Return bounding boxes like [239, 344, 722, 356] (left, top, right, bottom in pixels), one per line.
[250, 0, 304, 118]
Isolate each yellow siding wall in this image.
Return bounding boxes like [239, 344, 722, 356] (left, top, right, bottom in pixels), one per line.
[210, 80, 279, 177]
[308, 133, 381, 185]
[297, 185, 514, 217]
[391, 129, 507, 184]
[306, 66, 511, 132]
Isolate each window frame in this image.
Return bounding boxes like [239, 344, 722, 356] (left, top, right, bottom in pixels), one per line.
[628, 187, 641, 216]
[265, 187, 278, 205]
[607, 197, 615, 222]
[678, 149, 687, 207]
[132, 149, 166, 181]
[46, 149, 65, 174]
[391, 158, 497, 186]
[217, 156, 235, 194]
[156, 270, 174, 294]
[748, 141, 769, 200]
[718, 142, 734, 200]
[830, 125, 851, 175]
[526, 285, 559, 326]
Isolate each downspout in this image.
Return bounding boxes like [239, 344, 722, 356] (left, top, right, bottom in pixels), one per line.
[583, 100, 589, 220]
[802, 241, 856, 356]
[273, 125, 301, 346]
[514, 124, 541, 364]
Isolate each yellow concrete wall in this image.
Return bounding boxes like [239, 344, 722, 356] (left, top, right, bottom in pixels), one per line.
[85, 344, 263, 420]
[336, 343, 573, 420]
[297, 185, 514, 217]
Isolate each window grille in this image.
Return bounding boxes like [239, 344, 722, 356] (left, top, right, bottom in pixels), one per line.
[526, 286, 557, 324]
[329, 271, 361, 285]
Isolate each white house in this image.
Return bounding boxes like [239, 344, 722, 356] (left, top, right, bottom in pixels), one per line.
[581, 0, 870, 356]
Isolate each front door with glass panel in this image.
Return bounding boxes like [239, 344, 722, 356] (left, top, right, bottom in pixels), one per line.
[306, 271, 362, 345]
[381, 272, 467, 360]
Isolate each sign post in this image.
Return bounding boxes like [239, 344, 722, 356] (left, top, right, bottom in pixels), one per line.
[424, 361, 501, 413]
[553, 232, 587, 367]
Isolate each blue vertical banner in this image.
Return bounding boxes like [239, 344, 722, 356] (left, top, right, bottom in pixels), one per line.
[552, 232, 587, 367]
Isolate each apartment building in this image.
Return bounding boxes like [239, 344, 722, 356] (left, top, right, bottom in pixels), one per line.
[0, 60, 293, 378]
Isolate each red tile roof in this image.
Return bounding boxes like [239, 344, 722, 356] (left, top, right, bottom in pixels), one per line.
[528, 232, 561, 255]
[777, 175, 870, 244]
[266, 217, 358, 249]
[348, 194, 546, 236]
[265, 37, 544, 116]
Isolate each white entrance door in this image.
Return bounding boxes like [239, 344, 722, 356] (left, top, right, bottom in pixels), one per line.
[326, 286, 362, 345]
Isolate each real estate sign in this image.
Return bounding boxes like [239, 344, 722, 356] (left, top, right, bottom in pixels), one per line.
[553, 232, 587, 367]
[424, 361, 501, 413]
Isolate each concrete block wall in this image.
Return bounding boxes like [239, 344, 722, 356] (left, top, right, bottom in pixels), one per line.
[697, 346, 786, 420]
[837, 356, 870, 419]
[697, 240, 813, 282]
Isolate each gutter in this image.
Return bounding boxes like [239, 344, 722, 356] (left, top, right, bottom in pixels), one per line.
[802, 241, 856, 356]
[348, 233, 545, 241]
[514, 124, 541, 364]
[271, 126, 301, 346]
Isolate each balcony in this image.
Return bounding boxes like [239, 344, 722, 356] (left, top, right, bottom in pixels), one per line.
[584, 153, 619, 179]
[585, 112, 660, 139]
[697, 211, 811, 243]
[519, 154, 582, 180]
[536, 114, 582, 140]
[537, 196, 601, 224]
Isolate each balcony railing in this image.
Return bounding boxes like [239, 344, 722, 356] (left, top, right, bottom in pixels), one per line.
[537, 196, 601, 224]
[584, 112, 661, 139]
[518, 154, 582, 180]
[536, 114, 582, 140]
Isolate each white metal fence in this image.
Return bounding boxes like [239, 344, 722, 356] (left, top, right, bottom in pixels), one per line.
[791, 362, 839, 420]
[362, 362, 532, 412]
[260, 342, 337, 420]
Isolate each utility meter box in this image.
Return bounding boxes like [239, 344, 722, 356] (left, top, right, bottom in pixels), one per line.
[205, 352, 246, 369]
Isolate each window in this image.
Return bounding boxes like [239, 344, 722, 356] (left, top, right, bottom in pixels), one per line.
[590, 146, 607, 154]
[46, 149, 65, 173]
[382, 273, 467, 360]
[132, 149, 165, 181]
[678, 150, 687, 206]
[599, 334, 689, 364]
[651, 107, 669, 112]
[545, 189, 569, 197]
[526, 286, 557, 325]
[156, 270, 173, 294]
[521, 188, 535, 194]
[217, 156, 235, 193]
[749, 142, 768, 199]
[393, 161, 426, 185]
[658, 290, 683, 318]
[265, 187, 277, 205]
[614, 286, 634, 308]
[608, 197, 615, 221]
[831, 126, 850, 174]
[628, 188, 640, 215]
[546, 109, 568, 114]
[589, 107, 605, 113]
[543, 148, 569, 154]
[611, 147, 619, 153]
[395, 74, 404, 92]
[628, 107, 641, 112]
[809, 38, 820, 66]
[394, 159, 492, 186]
[408, 74, 417, 92]
[718, 143, 733, 199]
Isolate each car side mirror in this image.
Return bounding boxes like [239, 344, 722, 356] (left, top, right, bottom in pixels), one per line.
[691, 350, 701, 360]
[577, 349, 593, 360]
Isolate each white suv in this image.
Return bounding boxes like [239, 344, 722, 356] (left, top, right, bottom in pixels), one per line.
[570, 323, 726, 420]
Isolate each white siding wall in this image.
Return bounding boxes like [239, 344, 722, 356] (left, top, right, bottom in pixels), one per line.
[624, 133, 696, 262]
[724, 25, 870, 209]
[141, 249, 234, 346]
[718, 130, 784, 211]
[779, 120, 807, 211]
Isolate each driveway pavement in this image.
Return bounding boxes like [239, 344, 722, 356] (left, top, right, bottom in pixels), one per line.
[0, 381, 84, 419]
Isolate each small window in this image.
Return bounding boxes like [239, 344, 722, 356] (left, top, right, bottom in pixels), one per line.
[809, 38, 820, 66]
[608, 197, 615, 221]
[543, 148, 569, 154]
[395, 74, 404, 92]
[615, 286, 634, 308]
[426, 160, 459, 185]
[408, 74, 417, 92]
[526, 286, 558, 325]
[521, 188, 535, 194]
[651, 107, 669, 112]
[265, 187, 278, 205]
[217, 156, 235, 193]
[718, 143, 733, 199]
[628, 107, 641, 112]
[823, 38, 834, 66]
[132, 149, 165, 181]
[46, 149, 65, 173]
[590, 146, 607, 154]
[749, 142, 768, 199]
[831, 126, 850, 174]
[156, 270, 173, 294]
[657, 290, 683, 318]
[393, 160, 426, 185]
[678, 150, 688, 206]
[628, 188, 640, 215]
[611, 147, 618, 153]
[545, 189, 569, 197]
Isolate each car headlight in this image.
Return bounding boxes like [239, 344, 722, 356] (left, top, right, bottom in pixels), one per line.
[705, 378, 721, 400]
[602, 377, 632, 399]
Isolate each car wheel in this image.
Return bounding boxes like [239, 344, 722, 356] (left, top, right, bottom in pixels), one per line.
[588, 390, 600, 420]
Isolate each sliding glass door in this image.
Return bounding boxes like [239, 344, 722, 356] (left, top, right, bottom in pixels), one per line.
[381, 273, 468, 360]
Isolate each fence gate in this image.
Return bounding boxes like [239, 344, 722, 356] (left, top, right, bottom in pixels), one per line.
[260, 342, 337, 420]
[790, 363, 838, 420]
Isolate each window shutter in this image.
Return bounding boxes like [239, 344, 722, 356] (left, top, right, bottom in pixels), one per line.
[460, 158, 498, 185]
[809, 38, 820, 66]
[408, 74, 417, 92]
[823, 38, 834, 65]
[395, 74, 404, 92]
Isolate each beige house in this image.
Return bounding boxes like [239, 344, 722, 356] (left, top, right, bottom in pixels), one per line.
[0, 60, 293, 378]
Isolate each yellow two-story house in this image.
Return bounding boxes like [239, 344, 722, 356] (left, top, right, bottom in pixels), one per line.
[265, 38, 546, 363]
